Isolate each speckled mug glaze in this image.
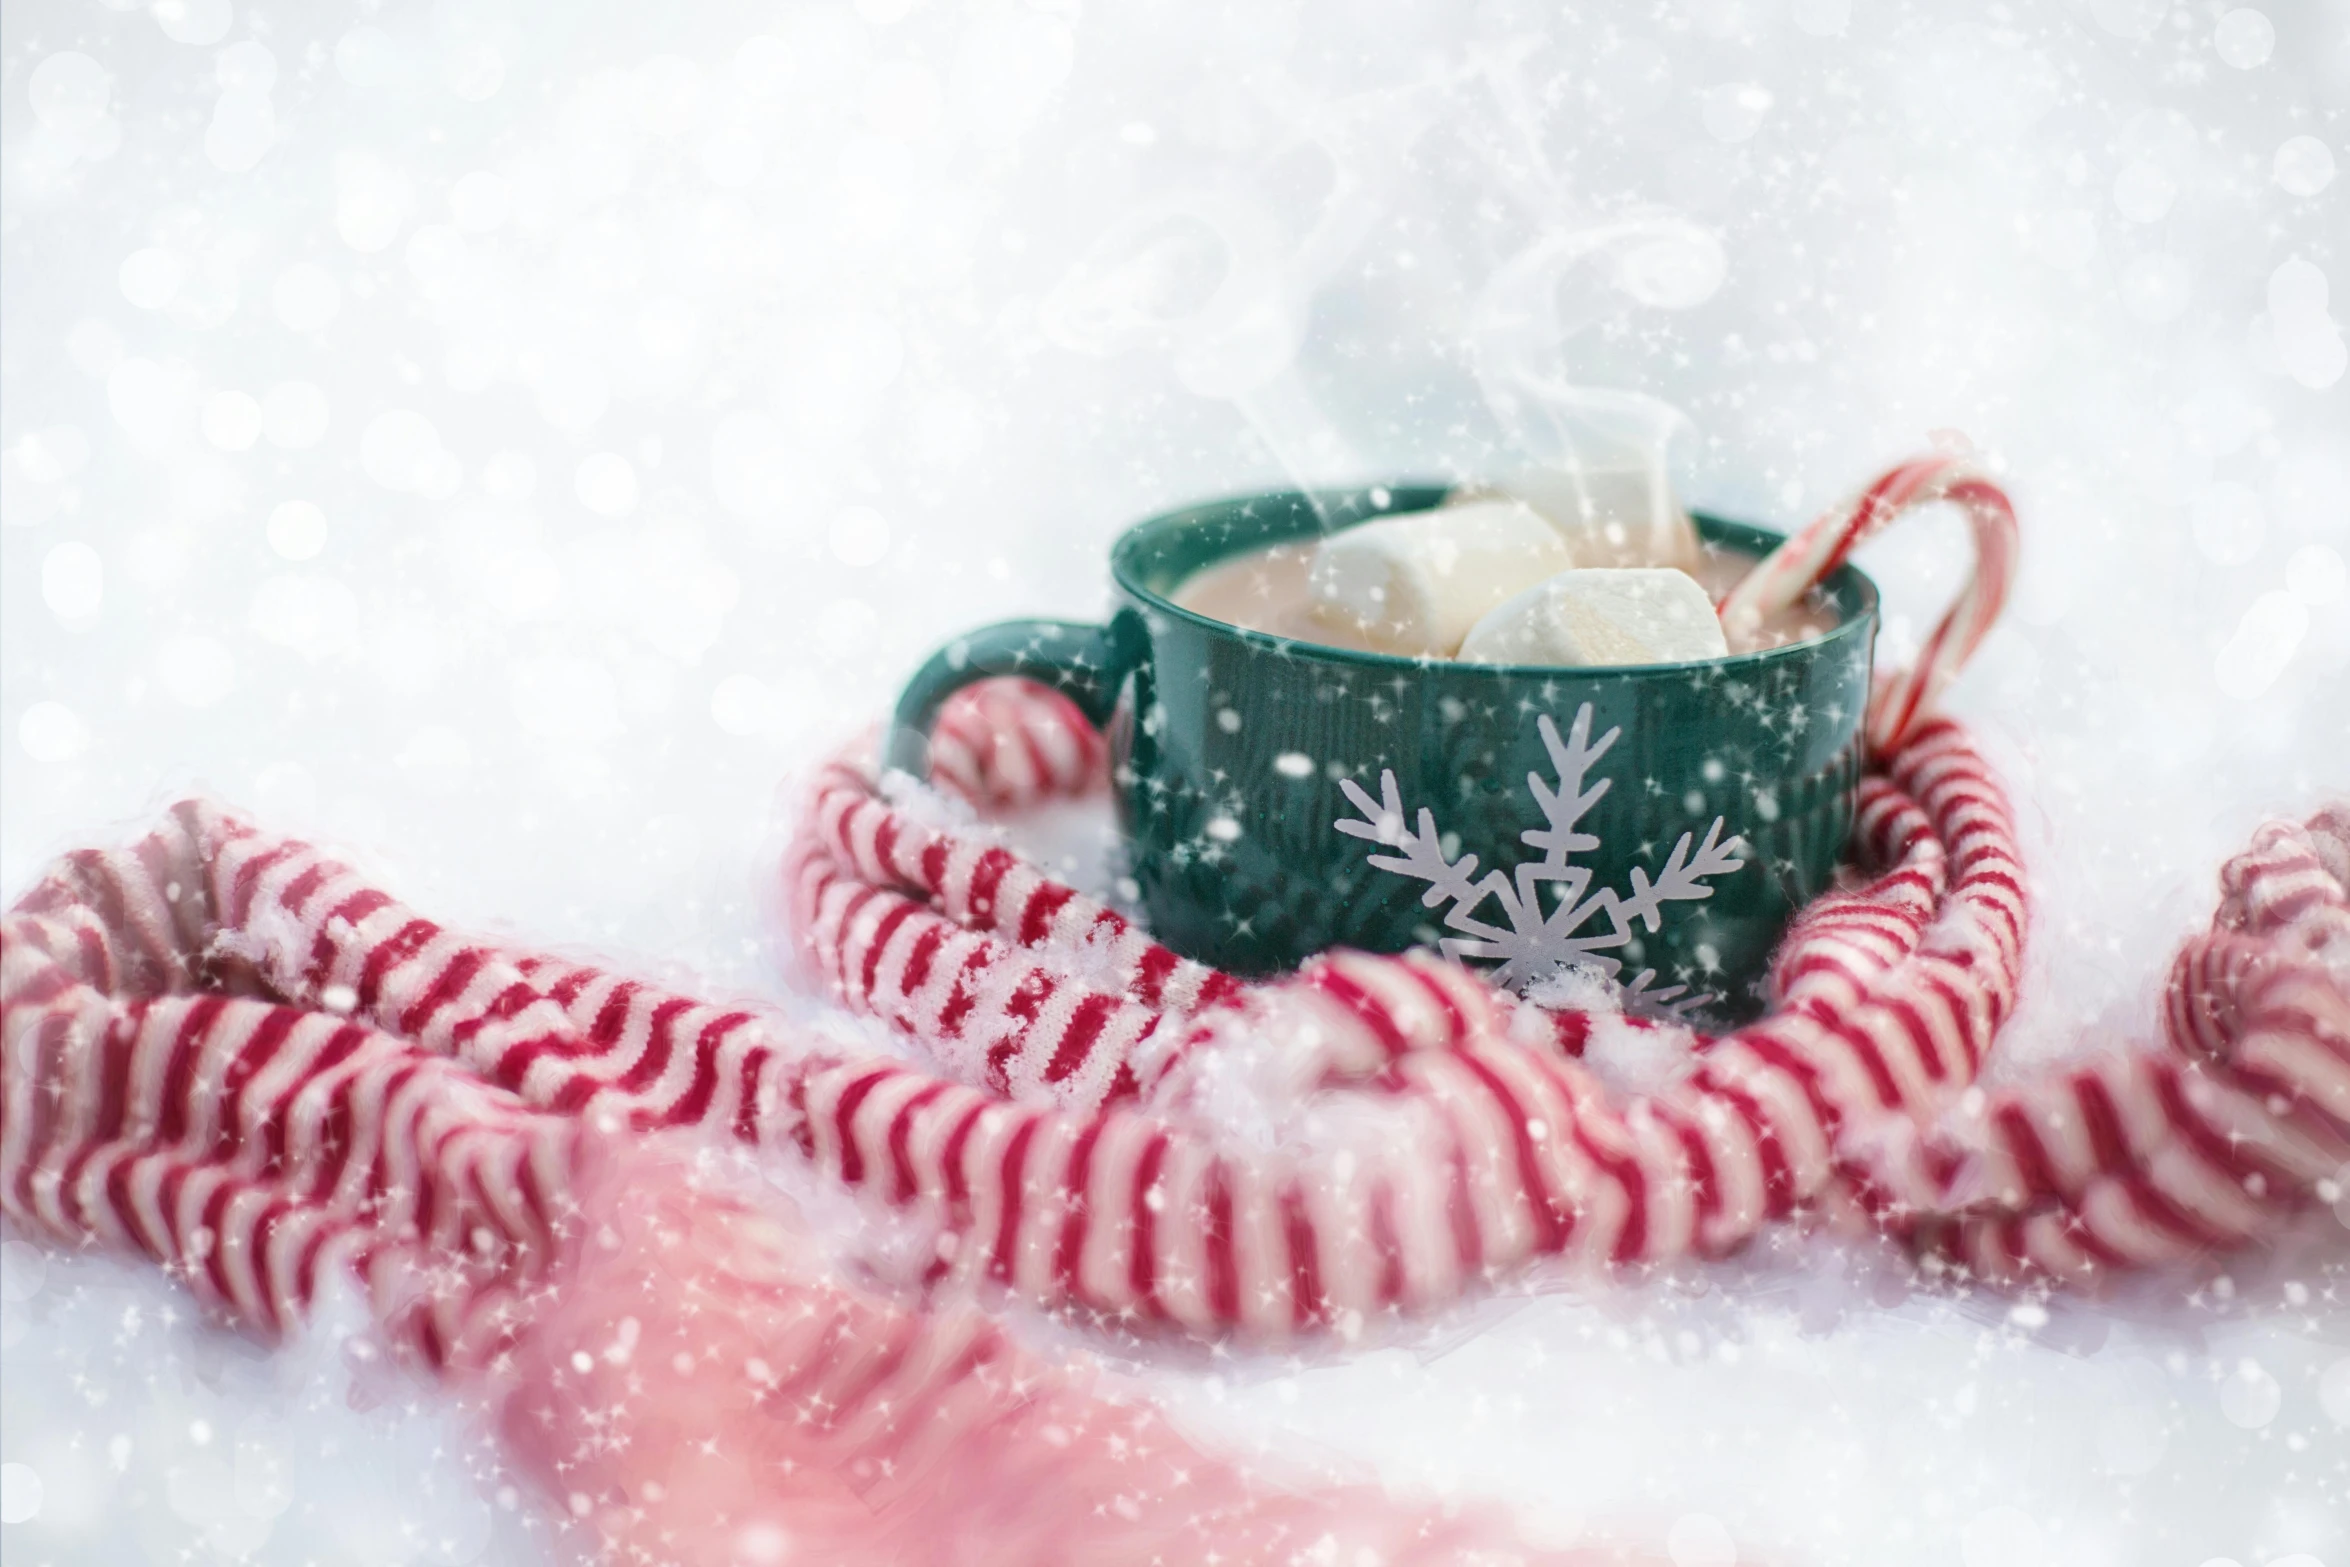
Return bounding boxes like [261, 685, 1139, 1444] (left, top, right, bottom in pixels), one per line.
[888, 485, 1877, 1021]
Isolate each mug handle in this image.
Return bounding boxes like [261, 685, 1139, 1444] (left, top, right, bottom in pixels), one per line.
[884, 618, 1123, 779]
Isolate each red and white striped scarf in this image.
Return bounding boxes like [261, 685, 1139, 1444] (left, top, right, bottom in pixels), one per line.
[5, 685, 2343, 1562]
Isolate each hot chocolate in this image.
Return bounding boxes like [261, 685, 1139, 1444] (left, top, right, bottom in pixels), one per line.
[1173, 533, 1833, 659]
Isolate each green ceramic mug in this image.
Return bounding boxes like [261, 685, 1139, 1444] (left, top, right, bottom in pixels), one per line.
[887, 485, 1877, 1021]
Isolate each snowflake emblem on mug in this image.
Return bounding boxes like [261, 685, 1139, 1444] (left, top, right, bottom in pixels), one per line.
[1334, 703, 1745, 1010]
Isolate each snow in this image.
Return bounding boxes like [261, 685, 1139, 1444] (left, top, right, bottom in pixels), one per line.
[3, 0, 2348, 1563]
[2, 1242, 548, 1564]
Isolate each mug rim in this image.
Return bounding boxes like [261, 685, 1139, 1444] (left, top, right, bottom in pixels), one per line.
[1108, 481, 1880, 680]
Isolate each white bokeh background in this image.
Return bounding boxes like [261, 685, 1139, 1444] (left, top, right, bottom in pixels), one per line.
[3, 0, 2348, 1563]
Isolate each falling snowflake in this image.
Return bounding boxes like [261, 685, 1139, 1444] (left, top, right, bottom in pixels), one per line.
[1334, 702, 1745, 1012]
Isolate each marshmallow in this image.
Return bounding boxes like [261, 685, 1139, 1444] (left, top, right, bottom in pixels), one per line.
[1452, 466, 1703, 574]
[1307, 499, 1574, 657]
[1457, 567, 1730, 668]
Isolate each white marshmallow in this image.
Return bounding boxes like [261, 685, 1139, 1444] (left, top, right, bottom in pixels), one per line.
[1307, 499, 1574, 657]
[1452, 466, 1703, 573]
[1457, 567, 1729, 668]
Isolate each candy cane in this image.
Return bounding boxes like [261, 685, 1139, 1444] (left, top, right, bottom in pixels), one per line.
[1717, 452, 2022, 755]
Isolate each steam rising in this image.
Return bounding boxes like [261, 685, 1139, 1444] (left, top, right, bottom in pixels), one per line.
[1044, 64, 1725, 539]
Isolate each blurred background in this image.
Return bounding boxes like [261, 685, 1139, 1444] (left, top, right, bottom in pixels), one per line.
[3, 0, 2346, 1562]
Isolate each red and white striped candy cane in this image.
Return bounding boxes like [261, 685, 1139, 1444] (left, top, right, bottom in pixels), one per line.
[1717, 451, 2021, 755]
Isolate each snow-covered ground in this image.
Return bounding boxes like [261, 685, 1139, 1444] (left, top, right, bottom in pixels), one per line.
[4, 0, 2347, 1562]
